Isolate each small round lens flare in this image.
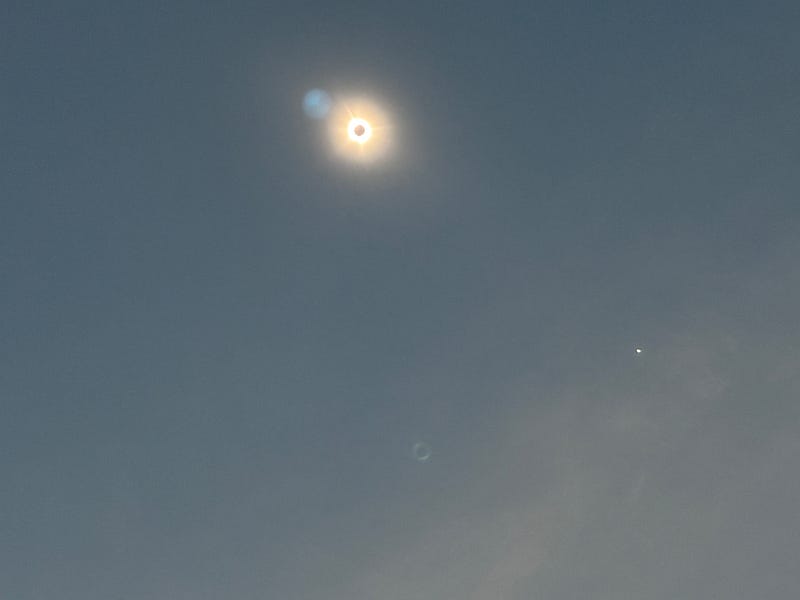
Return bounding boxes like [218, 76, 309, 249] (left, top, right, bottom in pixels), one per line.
[302, 89, 332, 119]
[347, 118, 372, 143]
[412, 442, 432, 462]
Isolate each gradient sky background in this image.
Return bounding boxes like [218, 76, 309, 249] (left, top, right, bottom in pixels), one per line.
[3, 1, 800, 598]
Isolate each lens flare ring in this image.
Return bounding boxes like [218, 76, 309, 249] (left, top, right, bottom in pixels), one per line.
[412, 442, 432, 462]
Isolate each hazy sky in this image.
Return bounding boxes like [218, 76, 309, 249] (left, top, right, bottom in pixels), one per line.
[3, 2, 800, 598]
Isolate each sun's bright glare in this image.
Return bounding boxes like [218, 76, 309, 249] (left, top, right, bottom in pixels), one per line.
[347, 117, 372, 144]
[327, 96, 393, 164]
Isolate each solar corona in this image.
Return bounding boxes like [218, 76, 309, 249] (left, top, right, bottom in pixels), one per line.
[327, 95, 393, 164]
[347, 117, 372, 143]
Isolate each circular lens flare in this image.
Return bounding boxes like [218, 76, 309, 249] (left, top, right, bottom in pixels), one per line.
[347, 117, 372, 143]
[412, 442, 432, 462]
[302, 89, 332, 119]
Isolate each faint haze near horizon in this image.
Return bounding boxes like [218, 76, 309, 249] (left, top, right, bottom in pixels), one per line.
[2, 2, 799, 599]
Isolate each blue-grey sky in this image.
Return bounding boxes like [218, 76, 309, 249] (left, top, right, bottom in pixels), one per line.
[3, 2, 800, 598]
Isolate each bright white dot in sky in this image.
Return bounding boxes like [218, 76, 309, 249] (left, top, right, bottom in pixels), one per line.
[347, 117, 372, 143]
[326, 96, 393, 164]
[635, 347, 643, 354]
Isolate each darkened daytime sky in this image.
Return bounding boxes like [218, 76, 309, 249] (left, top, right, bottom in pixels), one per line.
[2, 1, 799, 598]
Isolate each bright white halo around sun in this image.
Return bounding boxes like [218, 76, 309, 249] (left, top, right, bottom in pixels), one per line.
[347, 117, 372, 143]
[327, 96, 393, 165]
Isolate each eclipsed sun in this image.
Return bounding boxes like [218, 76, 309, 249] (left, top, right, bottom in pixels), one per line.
[328, 97, 393, 164]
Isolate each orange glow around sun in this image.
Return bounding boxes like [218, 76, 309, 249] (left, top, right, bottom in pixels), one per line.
[327, 96, 393, 164]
